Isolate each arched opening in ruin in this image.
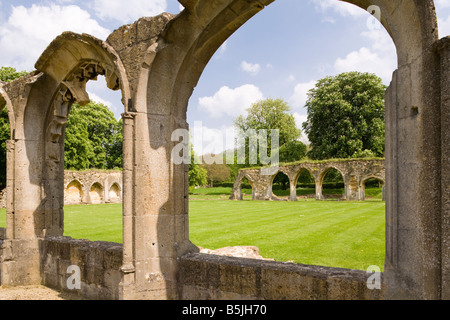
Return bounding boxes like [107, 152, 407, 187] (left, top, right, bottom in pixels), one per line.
[108, 182, 122, 203]
[361, 177, 385, 201]
[0, 87, 14, 237]
[65, 180, 84, 205]
[184, 1, 393, 271]
[295, 168, 315, 200]
[89, 182, 104, 204]
[239, 176, 254, 200]
[271, 171, 290, 199]
[320, 167, 345, 200]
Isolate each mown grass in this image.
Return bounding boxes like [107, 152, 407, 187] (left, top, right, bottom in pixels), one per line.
[0, 187, 385, 271]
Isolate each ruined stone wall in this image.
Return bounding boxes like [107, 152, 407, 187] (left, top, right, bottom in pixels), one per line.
[0, 170, 123, 208]
[64, 170, 123, 205]
[40, 237, 123, 300]
[180, 253, 385, 300]
[231, 159, 385, 202]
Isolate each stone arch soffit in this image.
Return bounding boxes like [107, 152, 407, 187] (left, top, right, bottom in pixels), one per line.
[361, 175, 385, 186]
[159, 0, 436, 117]
[109, 181, 122, 191]
[65, 179, 84, 190]
[0, 85, 15, 135]
[270, 170, 289, 185]
[35, 31, 131, 111]
[90, 182, 104, 191]
[293, 167, 315, 185]
[239, 174, 254, 187]
[319, 166, 345, 184]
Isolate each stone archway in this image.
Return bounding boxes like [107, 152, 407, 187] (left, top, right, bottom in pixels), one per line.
[65, 180, 83, 205]
[108, 183, 122, 203]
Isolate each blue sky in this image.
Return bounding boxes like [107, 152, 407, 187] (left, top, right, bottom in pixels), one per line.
[1, 0, 449, 154]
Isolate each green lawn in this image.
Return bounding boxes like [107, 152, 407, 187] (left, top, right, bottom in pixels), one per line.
[0, 187, 385, 271]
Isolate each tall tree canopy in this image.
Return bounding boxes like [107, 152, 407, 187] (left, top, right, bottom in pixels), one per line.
[302, 72, 386, 160]
[64, 101, 123, 170]
[233, 98, 303, 167]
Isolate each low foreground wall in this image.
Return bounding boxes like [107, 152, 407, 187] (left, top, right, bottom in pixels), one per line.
[179, 253, 385, 300]
[1, 234, 385, 300]
[39, 237, 123, 300]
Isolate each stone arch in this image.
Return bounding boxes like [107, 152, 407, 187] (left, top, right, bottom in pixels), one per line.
[270, 170, 290, 200]
[23, 31, 131, 238]
[360, 175, 385, 201]
[0, 85, 15, 136]
[65, 180, 84, 205]
[89, 182, 104, 204]
[142, 0, 442, 299]
[318, 166, 346, 200]
[293, 167, 316, 200]
[108, 182, 122, 203]
[238, 174, 255, 200]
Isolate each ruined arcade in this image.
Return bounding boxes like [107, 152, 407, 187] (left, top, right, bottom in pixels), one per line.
[0, 0, 449, 300]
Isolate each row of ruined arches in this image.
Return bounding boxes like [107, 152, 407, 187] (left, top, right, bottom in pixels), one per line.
[65, 179, 122, 205]
[238, 169, 385, 201]
[231, 160, 386, 202]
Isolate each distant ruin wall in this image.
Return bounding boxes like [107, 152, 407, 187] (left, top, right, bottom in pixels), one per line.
[0, 170, 123, 208]
[230, 159, 385, 202]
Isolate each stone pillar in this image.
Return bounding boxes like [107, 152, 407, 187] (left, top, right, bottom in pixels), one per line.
[345, 175, 360, 201]
[384, 47, 443, 299]
[289, 179, 297, 201]
[315, 179, 323, 200]
[119, 112, 136, 298]
[437, 36, 450, 299]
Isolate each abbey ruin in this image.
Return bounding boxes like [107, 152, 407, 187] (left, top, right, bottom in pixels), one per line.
[230, 159, 385, 202]
[0, 0, 449, 300]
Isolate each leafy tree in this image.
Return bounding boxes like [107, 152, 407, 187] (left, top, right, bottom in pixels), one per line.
[0, 67, 28, 187]
[64, 101, 122, 170]
[0, 66, 27, 83]
[279, 140, 307, 164]
[302, 72, 386, 160]
[233, 98, 301, 167]
[202, 161, 231, 187]
[188, 144, 208, 187]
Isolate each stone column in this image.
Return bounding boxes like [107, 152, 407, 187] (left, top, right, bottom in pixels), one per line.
[315, 179, 323, 200]
[437, 36, 450, 299]
[119, 112, 136, 297]
[289, 179, 297, 201]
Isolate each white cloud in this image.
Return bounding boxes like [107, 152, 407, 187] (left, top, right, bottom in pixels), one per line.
[311, 0, 367, 18]
[333, 28, 397, 84]
[92, 0, 167, 24]
[198, 84, 264, 118]
[0, 4, 110, 71]
[240, 61, 261, 76]
[88, 91, 113, 108]
[435, 0, 450, 37]
[293, 112, 310, 145]
[290, 80, 316, 109]
[436, 0, 450, 9]
[438, 15, 450, 37]
[191, 122, 238, 157]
